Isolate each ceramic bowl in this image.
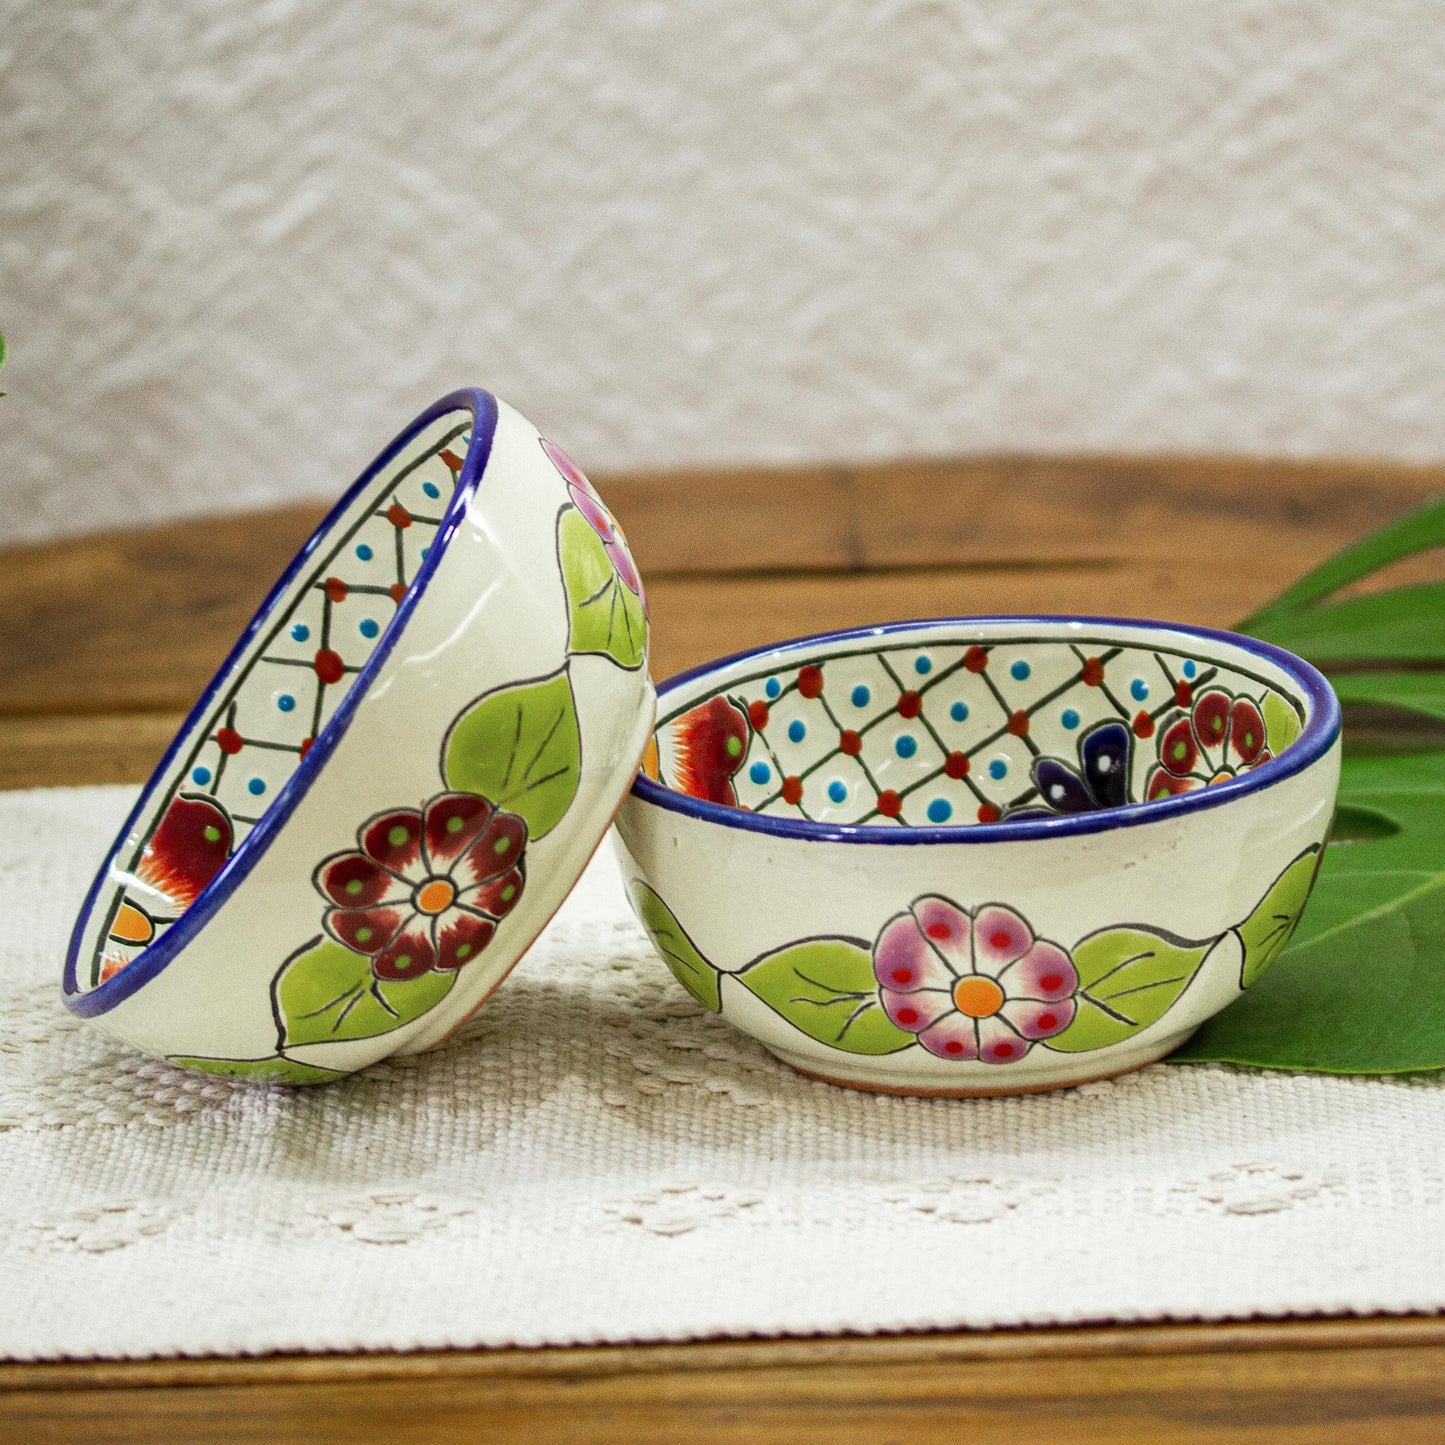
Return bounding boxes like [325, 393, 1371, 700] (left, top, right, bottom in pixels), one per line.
[615, 616, 1341, 1096]
[65, 388, 655, 1084]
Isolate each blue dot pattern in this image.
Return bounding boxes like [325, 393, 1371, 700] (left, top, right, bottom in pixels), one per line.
[1183, 660, 1198, 679]
[290, 623, 310, 642]
[359, 618, 380, 639]
[950, 701, 969, 722]
[423, 481, 441, 499]
[827, 780, 848, 804]
[1010, 659, 1031, 681]
[787, 719, 806, 743]
[1061, 707, 1080, 730]
[896, 735, 918, 759]
[191, 766, 211, 786]
[915, 656, 932, 675]
[276, 694, 296, 713]
[852, 685, 871, 707]
[927, 798, 952, 823]
[749, 761, 771, 785]
[355, 544, 373, 561]
[247, 777, 266, 796]
[765, 678, 781, 699]
[1130, 678, 1149, 701]
[989, 758, 1008, 780]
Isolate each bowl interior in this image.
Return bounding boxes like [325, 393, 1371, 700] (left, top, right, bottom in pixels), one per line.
[69, 408, 478, 997]
[645, 621, 1314, 829]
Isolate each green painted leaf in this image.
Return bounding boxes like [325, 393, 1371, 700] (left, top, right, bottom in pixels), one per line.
[443, 669, 581, 840]
[558, 506, 647, 669]
[1263, 691, 1303, 753]
[628, 881, 720, 1011]
[738, 939, 914, 1055]
[1238, 848, 1321, 988]
[1047, 927, 1213, 1053]
[1173, 749, 1445, 1072]
[274, 937, 456, 1048]
[167, 1054, 349, 1086]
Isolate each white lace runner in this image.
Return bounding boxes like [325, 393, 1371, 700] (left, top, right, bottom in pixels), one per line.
[4, 785, 1445, 1360]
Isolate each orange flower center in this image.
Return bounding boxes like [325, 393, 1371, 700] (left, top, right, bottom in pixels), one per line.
[415, 878, 455, 915]
[953, 975, 1005, 1018]
[110, 901, 155, 946]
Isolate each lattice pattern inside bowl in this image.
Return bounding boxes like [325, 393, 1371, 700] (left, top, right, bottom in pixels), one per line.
[645, 621, 1310, 829]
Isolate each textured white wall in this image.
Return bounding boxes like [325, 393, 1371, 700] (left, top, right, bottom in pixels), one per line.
[3, 1, 1445, 545]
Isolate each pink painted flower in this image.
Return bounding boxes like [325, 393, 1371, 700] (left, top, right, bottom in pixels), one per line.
[872, 896, 1077, 1063]
[542, 437, 646, 609]
[1145, 687, 1272, 801]
[313, 792, 526, 981]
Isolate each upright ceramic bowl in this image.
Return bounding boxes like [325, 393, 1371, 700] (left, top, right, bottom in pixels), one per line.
[65, 388, 654, 1083]
[615, 617, 1340, 1095]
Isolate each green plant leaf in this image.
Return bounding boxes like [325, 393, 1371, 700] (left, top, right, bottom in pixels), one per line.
[628, 881, 720, 1011]
[167, 1054, 349, 1086]
[274, 937, 456, 1048]
[1173, 749, 1445, 1072]
[443, 669, 581, 840]
[1238, 847, 1321, 988]
[1047, 927, 1213, 1053]
[558, 506, 647, 670]
[1245, 583, 1445, 664]
[737, 939, 914, 1054]
[1330, 670, 1445, 725]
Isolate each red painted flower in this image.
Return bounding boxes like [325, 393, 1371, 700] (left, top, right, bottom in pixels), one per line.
[541, 437, 646, 610]
[872, 897, 1077, 1063]
[663, 695, 750, 807]
[313, 792, 526, 980]
[1145, 687, 1272, 801]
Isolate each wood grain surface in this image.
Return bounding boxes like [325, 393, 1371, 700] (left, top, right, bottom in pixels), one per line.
[3, 451, 1443, 1441]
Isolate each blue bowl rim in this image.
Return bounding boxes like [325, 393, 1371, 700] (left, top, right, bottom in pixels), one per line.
[64, 387, 502, 1017]
[628, 615, 1341, 846]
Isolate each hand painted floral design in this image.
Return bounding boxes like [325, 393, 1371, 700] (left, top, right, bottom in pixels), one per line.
[1006, 720, 1132, 820]
[313, 791, 526, 980]
[872, 896, 1078, 1063]
[103, 794, 234, 980]
[542, 437, 646, 609]
[1145, 687, 1272, 800]
[661, 695, 750, 806]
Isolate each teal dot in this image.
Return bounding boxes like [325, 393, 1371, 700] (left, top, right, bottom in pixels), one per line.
[1130, 678, 1149, 701]
[851, 685, 871, 708]
[247, 777, 266, 796]
[896, 734, 918, 759]
[290, 623, 310, 642]
[423, 481, 441, 499]
[749, 761, 771, 785]
[355, 544, 374, 561]
[1061, 708, 1081, 730]
[915, 656, 932, 675]
[421, 546, 430, 559]
[276, 693, 296, 713]
[927, 798, 953, 823]
[191, 766, 211, 785]
[950, 701, 969, 723]
[787, 719, 806, 743]
[1011, 659, 1031, 681]
[359, 618, 380, 639]
[1183, 660, 1198, 679]
[988, 758, 1008, 780]
[827, 780, 847, 804]
[765, 677, 781, 699]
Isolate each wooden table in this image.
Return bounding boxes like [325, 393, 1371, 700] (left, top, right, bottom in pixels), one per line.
[4, 453, 1445, 1441]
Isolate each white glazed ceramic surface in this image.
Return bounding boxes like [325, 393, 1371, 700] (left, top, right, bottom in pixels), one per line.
[615, 618, 1341, 1096]
[65, 389, 655, 1083]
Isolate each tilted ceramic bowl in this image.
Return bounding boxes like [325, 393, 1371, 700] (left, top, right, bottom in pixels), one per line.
[65, 388, 654, 1083]
[615, 617, 1341, 1096]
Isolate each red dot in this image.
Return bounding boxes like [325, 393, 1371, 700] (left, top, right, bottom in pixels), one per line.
[877, 790, 902, 818]
[387, 502, 412, 529]
[324, 577, 348, 604]
[1133, 710, 1155, 739]
[891, 968, 913, 985]
[1175, 680, 1193, 707]
[1008, 710, 1030, 737]
[781, 775, 804, 806]
[944, 751, 970, 780]
[964, 645, 989, 673]
[1081, 657, 1105, 687]
[299, 737, 315, 759]
[993, 1042, 1016, 1059]
[215, 727, 244, 755]
[1037, 1012, 1058, 1030]
[977, 802, 1001, 823]
[748, 700, 770, 730]
[314, 648, 345, 685]
[897, 1007, 919, 1025]
[439, 448, 464, 473]
[840, 730, 862, 756]
[945, 1040, 964, 1054]
[989, 930, 1012, 950]
[389, 582, 408, 605]
[926, 922, 951, 941]
[798, 665, 824, 699]
[898, 691, 922, 719]
[1039, 973, 1063, 992]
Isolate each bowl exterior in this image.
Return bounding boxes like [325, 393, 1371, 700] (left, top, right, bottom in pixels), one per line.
[615, 735, 1340, 1095]
[77, 399, 655, 1080]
